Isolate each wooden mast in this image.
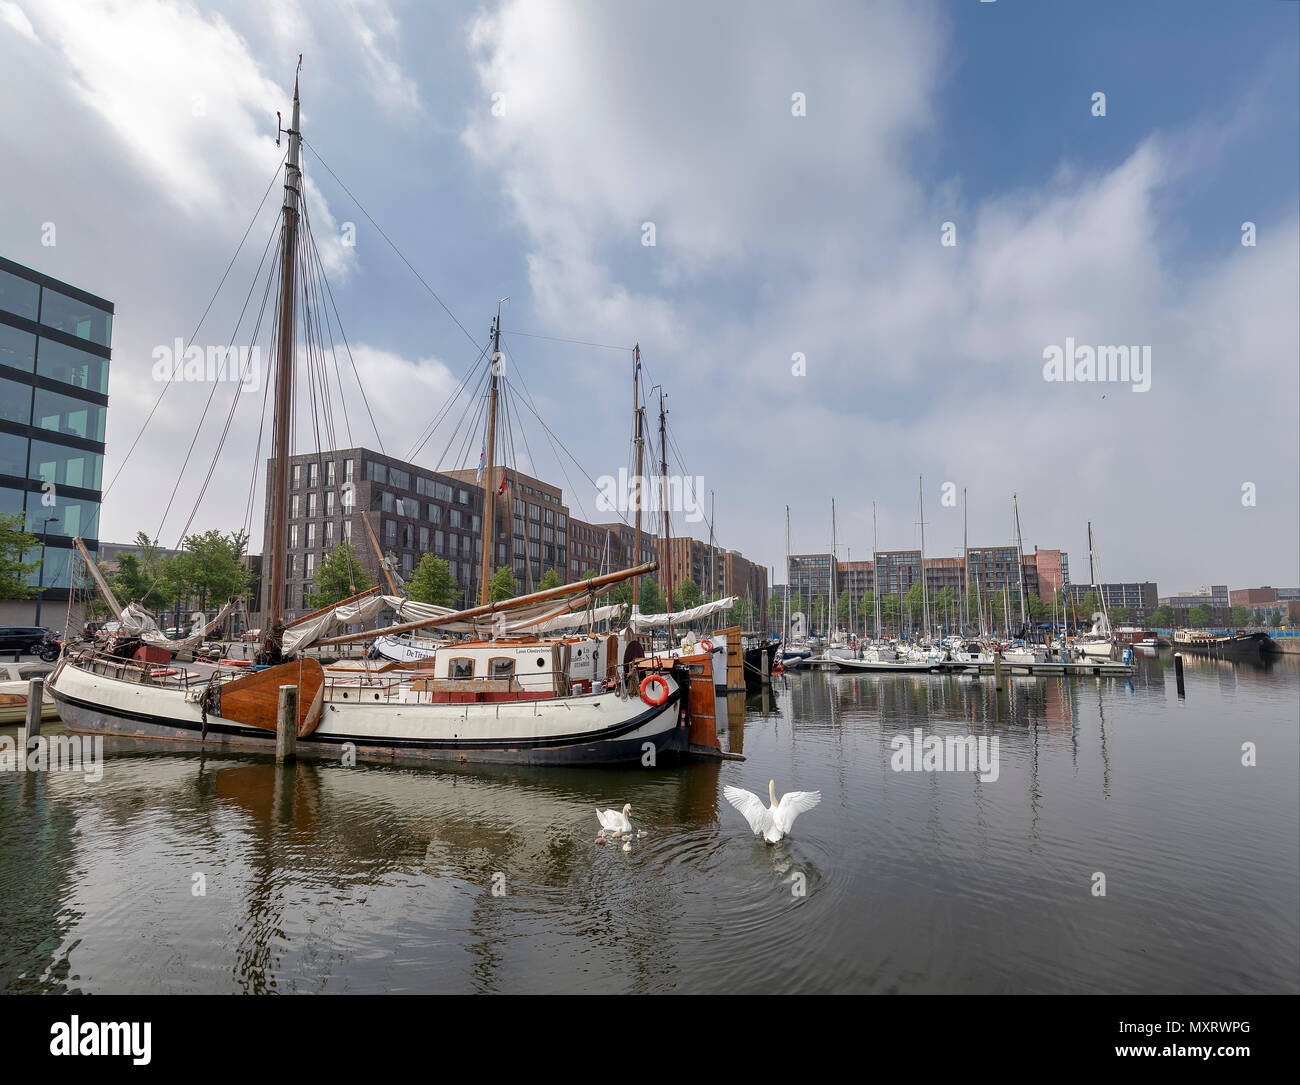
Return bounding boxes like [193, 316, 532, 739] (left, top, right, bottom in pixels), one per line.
[262, 60, 302, 663]
[658, 387, 674, 641]
[631, 344, 644, 608]
[479, 301, 505, 606]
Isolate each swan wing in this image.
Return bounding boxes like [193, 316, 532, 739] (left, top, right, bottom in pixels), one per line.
[774, 790, 821, 834]
[723, 785, 771, 836]
[596, 808, 615, 830]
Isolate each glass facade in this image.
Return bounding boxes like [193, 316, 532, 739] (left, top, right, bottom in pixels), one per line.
[0, 257, 112, 599]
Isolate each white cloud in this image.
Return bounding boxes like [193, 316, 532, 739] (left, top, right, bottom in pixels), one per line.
[0, 1, 37, 41]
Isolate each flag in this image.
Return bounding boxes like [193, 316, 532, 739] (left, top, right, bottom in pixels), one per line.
[476, 445, 485, 482]
[497, 470, 508, 496]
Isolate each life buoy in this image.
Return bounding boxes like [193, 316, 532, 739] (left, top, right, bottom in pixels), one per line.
[700, 638, 714, 653]
[218, 659, 253, 667]
[639, 673, 669, 706]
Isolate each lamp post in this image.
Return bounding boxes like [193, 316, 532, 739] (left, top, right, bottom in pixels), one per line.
[33, 515, 60, 629]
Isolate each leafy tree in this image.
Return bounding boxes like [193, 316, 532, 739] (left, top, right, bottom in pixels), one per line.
[1027, 593, 1048, 622]
[1230, 605, 1250, 628]
[837, 589, 851, 626]
[789, 590, 804, 618]
[1187, 604, 1213, 628]
[487, 565, 516, 603]
[107, 533, 175, 611]
[1268, 610, 1282, 629]
[1110, 605, 1134, 625]
[606, 579, 633, 609]
[859, 590, 875, 623]
[1150, 605, 1173, 628]
[881, 594, 900, 634]
[0, 513, 40, 600]
[538, 568, 563, 591]
[728, 597, 752, 629]
[406, 553, 455, 606]
[639, 578, 664, 614]
[673, 577, 702, 612]
[305, 542, 371, 608]
[171, 529, 251, 613]
[904, 580, 925, 623]
[1078, 590, 1100, 618]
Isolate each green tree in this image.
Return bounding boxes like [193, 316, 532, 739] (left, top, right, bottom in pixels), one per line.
[859, 590, 875, 624]
[881, 594, 900, 634]
[171, 529, 251, 613]
[406, 553, 455, 606]
[606, 579, 633, 609]
[1027, 593, 1048, 623]
[904, 580, 925, 624]
[1079, 590, 1100, 618]
[673, 577, 702, 613]
[538, 568, 563, 591]
[107, 533, 174, 611]
[837, 589, 851, 626]
[304, 542, 372, 608]
[639, 578, 664, 614]
[1268, 610, 1282, 629]
[1110, 605, 1134, 625]
[0, 513, 40, 600]
[789, 590, 805, 619]
[1230, 605, 1249, 628]
[729, 597, 752, 629]
[1187, 604, 1213, 628]
[1150, 605, 1173, 628]
[487, 565, 516, 603]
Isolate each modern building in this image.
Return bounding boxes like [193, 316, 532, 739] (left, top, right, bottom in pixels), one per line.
[654, 535, 767, 617]
[0, 257, 112, 626]
[1229, 586, 1278, 607]
[1159, 585, 1231, 626]
[1030, 548, 1070, 595]
[1066, 581, 1159, 619]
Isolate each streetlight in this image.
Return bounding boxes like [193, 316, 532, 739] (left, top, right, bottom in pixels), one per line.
[33, 515, 60, 629]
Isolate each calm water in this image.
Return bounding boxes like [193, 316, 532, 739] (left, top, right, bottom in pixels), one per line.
[2, 651, 1297, 994]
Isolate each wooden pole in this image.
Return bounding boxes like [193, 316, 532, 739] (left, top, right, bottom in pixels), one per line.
[632, 344, 643, 608]
[276, 684, 297, 763]
[480, 306, 504, 606]
[1174, 651, 1185, 698]
[993, 648, 1004, 692]
[24, 677, 43, 740]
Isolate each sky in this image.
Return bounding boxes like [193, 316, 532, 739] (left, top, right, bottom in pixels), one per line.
[1, 0, 1297, 593]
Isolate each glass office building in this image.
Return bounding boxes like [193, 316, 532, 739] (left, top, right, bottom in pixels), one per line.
[0, 256, 112, 620]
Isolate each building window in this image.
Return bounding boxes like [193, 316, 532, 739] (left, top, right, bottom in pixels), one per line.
[428, 503, 441, 523]
[308, 462, 319, 488]
[419, 526, 428, 551]
[39, 287, 112, 346]
[343, 520, 352, 542]
[326, 491, 335, 516]
[324, 521, 335, 547]
[32, 388, 106, 442]
[449, 509, 461, 529]
[435, 530, 444, 555]
[292, 464, 301, 489]
[449, 657, 474, 679]
[306, 523, 315, 548]
[344, 458, 354, 482]
[384, 519, 396, 546]
[326, 460, 336, 487]
[308, 492, 318, 517]
[289, 524, 298, 548]
[305, 553, 315, 578]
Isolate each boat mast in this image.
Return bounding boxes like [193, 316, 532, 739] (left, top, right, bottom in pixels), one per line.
[479, 300, 505, 606]
[918, 476, 930, 640]
[829, 498, 838, 640]
[262, 62, 303, 662]
[631, 344, 644, 609]
[784, 505, 791, 644]
[709, 490, 716, 603]
[962, 488, 969, 635]
[1013, 493, 1027, 630]
[658, 387, 674, 642]
[873, 501, 881, 641]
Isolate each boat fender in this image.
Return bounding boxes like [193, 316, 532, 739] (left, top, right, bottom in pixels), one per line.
[639, 673, 669, 706]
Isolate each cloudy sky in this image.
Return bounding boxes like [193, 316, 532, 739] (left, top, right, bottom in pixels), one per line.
[2, 0, 1296, 592]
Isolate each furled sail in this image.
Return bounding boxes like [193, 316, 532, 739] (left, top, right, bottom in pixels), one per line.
[630, 596, 735, 629]
[120, 599, 238, 651]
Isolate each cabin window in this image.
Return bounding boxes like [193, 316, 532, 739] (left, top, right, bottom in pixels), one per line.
[449, 657, 474, 679]
[489, 657, 515, 679]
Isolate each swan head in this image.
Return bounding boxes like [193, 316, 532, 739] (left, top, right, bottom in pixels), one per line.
[622, 803, 632, 817]
[769, 779, 777, 805]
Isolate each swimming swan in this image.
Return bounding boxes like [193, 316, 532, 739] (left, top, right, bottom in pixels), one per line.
[723, 780, 821, 843]
[596, 803, 633, 834]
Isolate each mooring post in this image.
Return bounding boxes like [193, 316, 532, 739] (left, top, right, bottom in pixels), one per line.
[1174, 652, 1185, 698]
[24, 676, 44, 742]
[993, 649, 1004, 693]
[276, 684, 297, 763]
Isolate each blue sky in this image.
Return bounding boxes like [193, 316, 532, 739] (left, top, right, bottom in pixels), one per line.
[1, 0, 1296, 591]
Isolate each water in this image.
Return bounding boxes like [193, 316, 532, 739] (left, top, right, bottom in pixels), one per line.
[2, 651, 1296, 994]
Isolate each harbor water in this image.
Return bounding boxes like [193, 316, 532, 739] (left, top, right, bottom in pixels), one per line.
[1, 651, 1296, 994]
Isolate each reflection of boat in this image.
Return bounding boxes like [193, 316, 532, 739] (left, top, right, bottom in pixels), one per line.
[0, 663, 58, 724]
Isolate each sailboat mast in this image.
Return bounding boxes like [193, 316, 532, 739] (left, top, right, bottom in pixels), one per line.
[709, 490, 716, 602]
[1014, 493, 1027, 629]
[479, 304, 503, 606]
[658, 388, 674, 641]
[830, 498, 838, 639]
[631, 344, 644, 608]
[873, 501, 881, 641]
[263, 65, 302, 659]
[919, 476, 930, 639]
[784, 505, 791, 643]
[962, 488, 969, 635]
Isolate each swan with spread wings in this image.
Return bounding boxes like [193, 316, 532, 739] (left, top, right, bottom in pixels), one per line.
[723, 780, 821, 843]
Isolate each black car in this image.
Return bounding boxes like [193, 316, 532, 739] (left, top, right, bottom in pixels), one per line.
[0, 626, 54, 654]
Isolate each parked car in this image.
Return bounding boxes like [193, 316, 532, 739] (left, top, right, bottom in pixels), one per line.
[0, 626, 55, 655]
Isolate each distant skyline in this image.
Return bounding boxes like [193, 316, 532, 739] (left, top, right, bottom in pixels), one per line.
[2, 0, 1296, 591]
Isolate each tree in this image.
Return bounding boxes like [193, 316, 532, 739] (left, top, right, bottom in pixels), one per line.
[1151, 604, 1173, 629]
[859, 590, 875, 625]
[1027, 593, 1048, 623]
[881, 594, 900, 634]
[606, 579, 633, 609]
[538, 568, 563, 591]
[1079, 590, 1100, 618]
[406, 553, 455, 606]
[729, 597, 752, 629]
[673, 577, 702, 613]
[172, 529, 251, 613]
[1230, 605, 1249, 628]
[837, 589, 851, 626]
[1187, 604, 1213, 628]
[0, 513, 40, 600]
[904, 580, 925, 625]
[305, 542, 371, 608]
[487, 566, 516, 603]
[639, 578, 664, 614]
[1110, 605, 1134, 625]
[789, 590, 805, 619]
[1268, 610, 1283, 629]
[107, 532, 173, 611]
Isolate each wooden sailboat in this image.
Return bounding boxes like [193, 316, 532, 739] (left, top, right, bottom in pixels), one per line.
[48, 70, 702, 767]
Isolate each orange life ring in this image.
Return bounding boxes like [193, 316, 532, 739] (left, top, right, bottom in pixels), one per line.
[700, 638, 715, 652]
[218, 658, 253, 667]
[639, 673, 669, 706]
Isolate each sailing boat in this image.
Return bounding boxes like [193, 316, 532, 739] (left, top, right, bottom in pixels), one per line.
[1075, 521, 1114, 659]
[48, 71, 701, 767]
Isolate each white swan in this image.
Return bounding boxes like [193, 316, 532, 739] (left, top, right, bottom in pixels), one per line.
[596, 803, 632, 834]
[723, 779, 821, 843]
